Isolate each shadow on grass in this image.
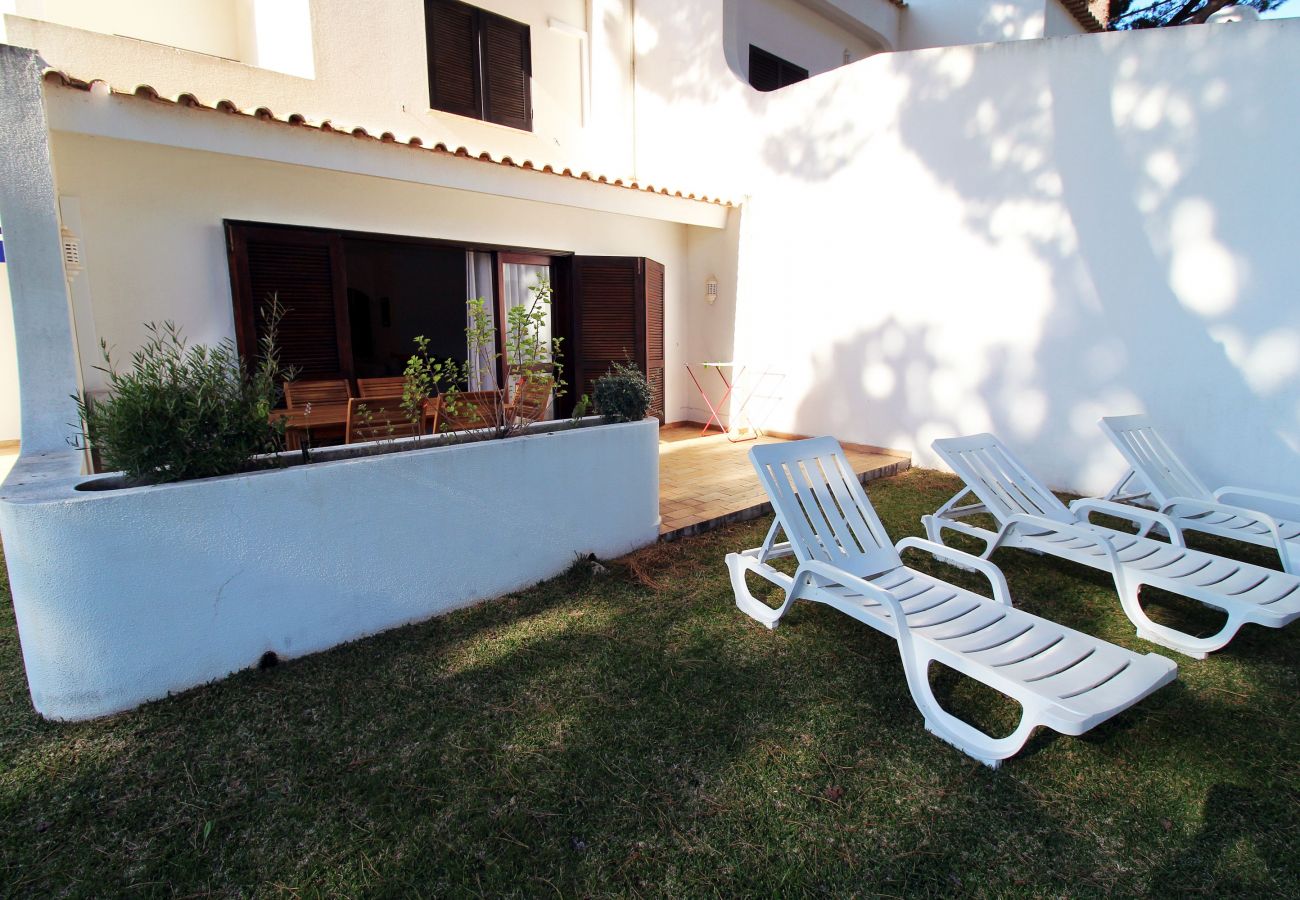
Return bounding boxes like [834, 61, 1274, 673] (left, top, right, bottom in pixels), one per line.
[1, 470, 1297, 894]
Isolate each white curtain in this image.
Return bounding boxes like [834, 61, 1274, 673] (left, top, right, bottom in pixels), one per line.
[501, 263, 551, 355]
[465, 251, 496, 391]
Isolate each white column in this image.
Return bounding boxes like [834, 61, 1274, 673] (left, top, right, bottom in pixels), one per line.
[0, 46, 81, 453]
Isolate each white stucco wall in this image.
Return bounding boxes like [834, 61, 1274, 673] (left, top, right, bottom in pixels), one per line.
[6, 0, 630, 180]
[900, 0, 1054, 50]
[727, 0, 887, 83]
[1044, 0, 1090, 37]
[0, 256, 19, 441]
[637, 9, 1300, 495]
[0, 417, 660, 719]
[10, 0, 243, 60]
[47, 130, 707, 424]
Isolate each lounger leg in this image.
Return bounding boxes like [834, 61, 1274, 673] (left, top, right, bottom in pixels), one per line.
[726, 552, 797, 629]
[1117, 578, 1245, 659]
[899, 646, 1040, 768]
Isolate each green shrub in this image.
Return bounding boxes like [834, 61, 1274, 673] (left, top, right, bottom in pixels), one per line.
[593, 362, 652, 423]
[76, 318, 288, 484]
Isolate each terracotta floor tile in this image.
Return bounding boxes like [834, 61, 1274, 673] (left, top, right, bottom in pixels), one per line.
[657, 426, 909, 537]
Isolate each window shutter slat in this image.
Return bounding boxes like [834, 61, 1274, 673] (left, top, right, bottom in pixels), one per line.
[481, 12, 532, 130]
[427, 0, 480, 119]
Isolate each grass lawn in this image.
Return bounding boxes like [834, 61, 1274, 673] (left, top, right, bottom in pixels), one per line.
[1, 468, 1297, 896]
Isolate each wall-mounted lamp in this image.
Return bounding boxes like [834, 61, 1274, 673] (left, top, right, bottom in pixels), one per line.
[705, 274, 718, 305]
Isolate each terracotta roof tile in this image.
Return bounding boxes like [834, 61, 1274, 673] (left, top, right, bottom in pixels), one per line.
[41, 69, 735, 209]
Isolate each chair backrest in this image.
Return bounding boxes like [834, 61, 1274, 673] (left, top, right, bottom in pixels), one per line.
[357, 376, 408, 399]
[511, 376, 553, 424]
[750, 437, 901, 579]
[1098, 414, 1210, 504]
[438, 390, 504, 432]
[284, 379, 352, 409]
[344, 396, 421, 444]
[931, 433, 1073, 524]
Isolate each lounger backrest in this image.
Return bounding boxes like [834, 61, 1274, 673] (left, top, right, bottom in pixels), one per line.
[932, 434, 1073, 524]
[1098, 414, 1210, 505]
[750, 437, 901, 579]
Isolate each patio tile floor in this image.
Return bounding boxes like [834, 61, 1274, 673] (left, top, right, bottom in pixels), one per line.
[657, 424, 910, 540]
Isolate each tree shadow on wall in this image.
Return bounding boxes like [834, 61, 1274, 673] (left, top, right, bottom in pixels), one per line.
[791, 29, 1300, 486]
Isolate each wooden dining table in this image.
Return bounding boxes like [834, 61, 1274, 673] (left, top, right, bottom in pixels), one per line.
[269, 402, 350, 450]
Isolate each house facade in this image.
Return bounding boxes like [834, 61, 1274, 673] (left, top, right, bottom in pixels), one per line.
[2, 0, 1297, 496]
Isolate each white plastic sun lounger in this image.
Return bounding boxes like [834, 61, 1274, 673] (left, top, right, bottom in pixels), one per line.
[726, 437, 1175, 768]
[928, 433, 1300, 659]
[1099, 414, 1300, 574]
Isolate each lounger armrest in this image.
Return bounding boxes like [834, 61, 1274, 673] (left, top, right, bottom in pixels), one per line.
[1214, 486, 1300, 517]
[1068, 498, 1186, 548]
[794, 559, 912, 637]
[895, 536, 1014, 607]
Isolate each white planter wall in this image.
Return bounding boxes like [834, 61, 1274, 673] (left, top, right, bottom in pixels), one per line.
[0, 418, 660, 720]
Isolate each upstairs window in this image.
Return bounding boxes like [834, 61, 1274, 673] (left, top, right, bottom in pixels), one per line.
[425, 0, 533, 131]
[748, 45, 808, 92]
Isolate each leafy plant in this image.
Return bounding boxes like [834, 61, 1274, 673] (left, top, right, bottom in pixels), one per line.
[593, 362, 652, 423]
[503, 278, 566, 429]
[401, 334, 464, 429]
[75, 302, 291, 483]
[409, 280, 567, 439]
[570, 394, 592, 422]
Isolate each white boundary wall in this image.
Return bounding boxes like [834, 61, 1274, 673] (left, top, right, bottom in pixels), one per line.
[641, 13, 1300, 494]
[0, 418, 660, 720]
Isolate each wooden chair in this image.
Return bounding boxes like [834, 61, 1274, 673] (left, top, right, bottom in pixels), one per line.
[344, 395, 422, 444]
[437, 390, 504, 432]
[357, 376, 408, 398]
[284, 378, 352, 409]
[508, 375, 553, 425]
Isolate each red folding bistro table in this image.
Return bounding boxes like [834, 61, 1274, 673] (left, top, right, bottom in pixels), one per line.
[685, 361, 767, 443]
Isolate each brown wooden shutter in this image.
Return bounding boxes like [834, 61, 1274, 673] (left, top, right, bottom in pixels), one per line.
[749, 45, 808, 92]
[226, 223, 353, 381]
[643, 259, 666, 422]
[481, 11, 532, 131]
[572, 257, 637, 404]
[571, 256, 665, 422]
[426, 0, 481, 120]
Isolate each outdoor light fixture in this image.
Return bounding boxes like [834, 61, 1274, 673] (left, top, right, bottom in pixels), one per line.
[705, 274, 718, 305]
[60, 226, 83, 281]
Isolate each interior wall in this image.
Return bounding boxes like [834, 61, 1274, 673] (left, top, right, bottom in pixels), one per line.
[49, 133, 697, 424]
